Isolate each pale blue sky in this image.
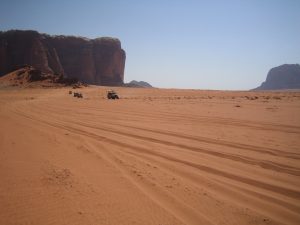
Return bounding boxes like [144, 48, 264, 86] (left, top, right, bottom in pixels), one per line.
[1, 0, 299, 89]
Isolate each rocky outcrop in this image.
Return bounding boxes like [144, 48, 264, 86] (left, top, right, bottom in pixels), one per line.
[0, 30, 126, 85]
[254, 64, 300, 90]
[124, 80, 153, 88]
[0, 65, 87, 88]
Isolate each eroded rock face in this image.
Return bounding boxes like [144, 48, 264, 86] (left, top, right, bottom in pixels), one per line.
[0, 30, 126, 85]
[254, 64, 300, 90]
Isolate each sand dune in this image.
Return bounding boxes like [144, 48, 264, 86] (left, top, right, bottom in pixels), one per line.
[0, 87, 299, 225]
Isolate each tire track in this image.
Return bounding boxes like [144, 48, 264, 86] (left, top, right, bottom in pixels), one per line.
[32, 100, 300, 159]
[83, 140, 215, 225]
[62, 104, 300, 134]
[35, 100, 300, 134]
[104, 122, 300, 160]
[70, 121, 300, 176]
[13, 103, 300, 177]
[121, 149, 300, 222]
[11, 106, 300, 200]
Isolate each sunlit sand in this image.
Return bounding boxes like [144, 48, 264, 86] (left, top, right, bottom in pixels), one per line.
[0, 86, 299, 225]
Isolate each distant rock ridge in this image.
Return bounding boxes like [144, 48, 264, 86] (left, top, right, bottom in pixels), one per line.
[124, 80, 153, 88]
[0, 30, 126, 86]
[254, 64, 300, 90]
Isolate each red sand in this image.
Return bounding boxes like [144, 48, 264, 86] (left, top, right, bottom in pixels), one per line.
[0, 87, 299, 225]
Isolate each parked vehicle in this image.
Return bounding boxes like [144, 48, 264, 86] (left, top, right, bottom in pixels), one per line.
[107, 90, 119, 99]
[73, 92, 83, 98]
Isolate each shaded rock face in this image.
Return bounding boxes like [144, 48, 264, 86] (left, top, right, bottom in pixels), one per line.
[255, 64, 300, 90]
[0, 30, 126, 85]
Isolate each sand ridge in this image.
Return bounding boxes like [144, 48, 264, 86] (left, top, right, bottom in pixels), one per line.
[0, 87, 300, 225]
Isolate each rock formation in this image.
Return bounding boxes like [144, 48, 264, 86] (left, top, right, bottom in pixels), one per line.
[0, 65, 84, 88]
[254, 64, 300, 90]
[124, 80, 153, 88]
[0, 30, 126, 85]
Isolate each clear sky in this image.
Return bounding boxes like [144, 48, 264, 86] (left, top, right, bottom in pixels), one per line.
[1, 0, 299, 90]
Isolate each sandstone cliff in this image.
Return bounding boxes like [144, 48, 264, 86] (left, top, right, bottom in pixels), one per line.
[0, 30, 126, 85]
[254, 64, 300, 90]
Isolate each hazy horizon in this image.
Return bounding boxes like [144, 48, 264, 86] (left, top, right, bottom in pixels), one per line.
[1, 0, 299, 90]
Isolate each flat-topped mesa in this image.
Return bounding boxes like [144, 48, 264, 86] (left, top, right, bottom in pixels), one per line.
[0, 30, 126, 86]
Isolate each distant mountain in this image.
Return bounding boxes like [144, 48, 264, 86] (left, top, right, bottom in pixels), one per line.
[254, 64, 300, 90]
[124, 80, 153, 88]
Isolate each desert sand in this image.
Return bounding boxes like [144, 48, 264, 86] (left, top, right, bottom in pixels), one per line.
[0, 86, 299, 225]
